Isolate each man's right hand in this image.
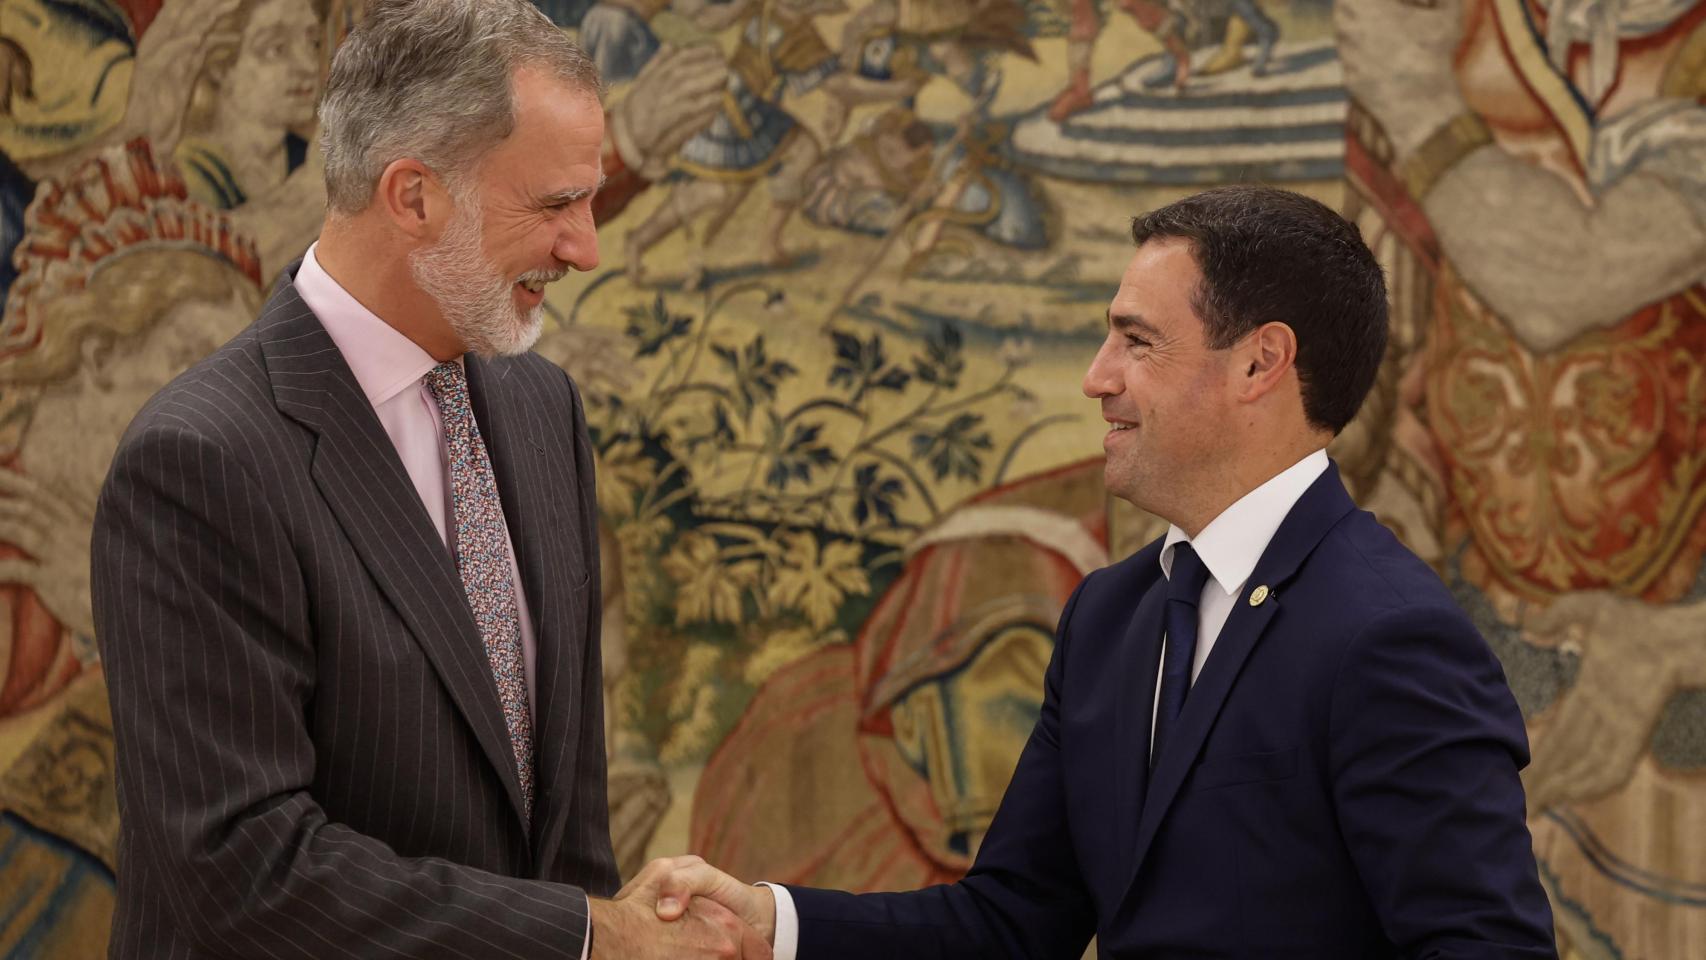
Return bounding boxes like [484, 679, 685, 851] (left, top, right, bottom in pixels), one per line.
[642, 855, 778, 944]
[589, 857, 772, 959]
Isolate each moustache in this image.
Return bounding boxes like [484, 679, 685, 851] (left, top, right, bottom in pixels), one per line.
[516, 266, 569, 286]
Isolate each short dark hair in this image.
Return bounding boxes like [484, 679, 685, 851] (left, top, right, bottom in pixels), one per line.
[1129, 185, 1387, 434]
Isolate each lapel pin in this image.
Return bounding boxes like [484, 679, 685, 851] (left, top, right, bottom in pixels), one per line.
[1249, 585, 1270, 607]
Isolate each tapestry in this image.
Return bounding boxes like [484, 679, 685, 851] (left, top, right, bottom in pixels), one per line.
[0, 0, 1700, 955]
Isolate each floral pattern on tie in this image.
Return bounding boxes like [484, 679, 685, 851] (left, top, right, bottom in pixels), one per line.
[425, 361, 534, 818]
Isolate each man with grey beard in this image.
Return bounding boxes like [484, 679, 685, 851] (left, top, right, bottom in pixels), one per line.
[89, 0, 765, 957]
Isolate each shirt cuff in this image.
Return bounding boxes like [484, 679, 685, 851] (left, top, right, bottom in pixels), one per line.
[580, 908, 591, 960]
[757, 882, 799, 960]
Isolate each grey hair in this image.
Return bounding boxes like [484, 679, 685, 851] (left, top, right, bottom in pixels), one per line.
[318, 0, 601, 214]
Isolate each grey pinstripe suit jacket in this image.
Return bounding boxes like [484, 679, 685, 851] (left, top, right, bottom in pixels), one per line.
[91, 266, 619, 959]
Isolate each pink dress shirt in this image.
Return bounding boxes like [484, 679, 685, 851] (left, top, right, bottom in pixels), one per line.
[295, 243, 539, 716]
[298, 246, 593, 957]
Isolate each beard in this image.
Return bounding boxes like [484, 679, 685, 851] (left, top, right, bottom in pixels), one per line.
[408, 190, 564, 358]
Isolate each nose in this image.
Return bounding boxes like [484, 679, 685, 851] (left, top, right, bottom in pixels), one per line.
[556, 210, 599, 272]
[1082, 336, 1121, 399]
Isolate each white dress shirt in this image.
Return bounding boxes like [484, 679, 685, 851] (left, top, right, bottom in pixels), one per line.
[1150, 449, 1329, 756]
[765, 449, 1331, 958]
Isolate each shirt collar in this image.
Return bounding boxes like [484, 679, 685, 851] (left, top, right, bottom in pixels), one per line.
[1160, 449, 1331, 597]
[294, 242, 448, 407]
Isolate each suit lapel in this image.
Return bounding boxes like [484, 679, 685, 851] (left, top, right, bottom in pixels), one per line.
[257, 279, 531, 830]
[1121, 465, 1359, 906]
[1123, 590, 1280, 896]
[465, 356, 589, 860]
[1115, 579, 1166, 865]
[466, 357, 552, 642]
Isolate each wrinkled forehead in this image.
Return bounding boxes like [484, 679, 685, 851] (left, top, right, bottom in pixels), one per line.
[485, 72, 604, 178]
[1109, 239, 1204, 326]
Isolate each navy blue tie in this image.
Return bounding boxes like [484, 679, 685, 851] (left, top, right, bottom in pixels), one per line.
[1152, 542, 1211, 770]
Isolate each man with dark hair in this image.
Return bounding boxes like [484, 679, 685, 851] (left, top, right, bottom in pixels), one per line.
[638, 184, 1558, 958]
[91, 0, 763, 957]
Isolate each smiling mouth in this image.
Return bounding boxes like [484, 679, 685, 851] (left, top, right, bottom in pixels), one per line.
[516, 266, 569, 295]
[1107, 421, 1136, 431]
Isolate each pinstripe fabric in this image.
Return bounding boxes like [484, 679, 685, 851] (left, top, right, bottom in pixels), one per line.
[91, 266, 618, 959]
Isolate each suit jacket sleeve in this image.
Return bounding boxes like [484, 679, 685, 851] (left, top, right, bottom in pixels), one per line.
[92, 421, 592, 960]
[1328, 605, 1556, 960]
[785, 577, 1099, 960]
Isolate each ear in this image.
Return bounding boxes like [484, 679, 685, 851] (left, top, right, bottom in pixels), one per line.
[1232, 321, 1297, 404]
[374, 158, 455, 240]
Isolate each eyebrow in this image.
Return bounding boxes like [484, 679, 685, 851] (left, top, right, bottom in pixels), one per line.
[536, 174, 607, 207]
[1107, 310, 1162, 339]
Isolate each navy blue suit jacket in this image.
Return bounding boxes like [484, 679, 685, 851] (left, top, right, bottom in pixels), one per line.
[787, 465, 1556, 959]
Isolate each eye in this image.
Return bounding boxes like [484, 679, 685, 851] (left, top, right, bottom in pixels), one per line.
[543, 194, 587, 214]
[1125, 334, 1150, 349]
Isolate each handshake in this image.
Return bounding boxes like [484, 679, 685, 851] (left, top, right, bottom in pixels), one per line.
[588, 856, 778, 959]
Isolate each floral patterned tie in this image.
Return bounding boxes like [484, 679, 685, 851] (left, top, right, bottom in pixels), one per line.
[425, 361, 534, 819]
